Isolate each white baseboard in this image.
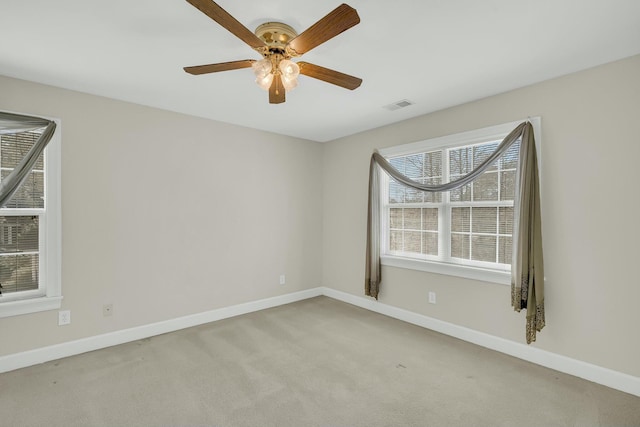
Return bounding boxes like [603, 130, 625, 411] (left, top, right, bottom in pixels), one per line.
[0, 287, 322, 374]
[320, 287, 640, 397]
[2, 285, 638, 398]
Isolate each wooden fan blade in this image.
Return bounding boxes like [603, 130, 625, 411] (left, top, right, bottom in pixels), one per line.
[298, 62, 362, 90]
[287, 4, 360, 56]
[184, 60, 256, 75]
[185, 0, 266, 50]
[269, 74, 286, 104]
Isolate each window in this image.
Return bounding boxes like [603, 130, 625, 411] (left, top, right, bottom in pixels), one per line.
[379, 119, 540, 284]
[0, 120, 61, 317]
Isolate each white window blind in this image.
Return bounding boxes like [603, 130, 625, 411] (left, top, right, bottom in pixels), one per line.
[388, 150, 442, 257]
[447, 140, 520, 266]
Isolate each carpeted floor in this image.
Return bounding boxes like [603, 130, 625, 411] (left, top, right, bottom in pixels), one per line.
[1, 296, 639, 427]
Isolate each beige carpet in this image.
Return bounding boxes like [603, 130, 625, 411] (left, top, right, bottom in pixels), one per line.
[1, 296, 639, 427]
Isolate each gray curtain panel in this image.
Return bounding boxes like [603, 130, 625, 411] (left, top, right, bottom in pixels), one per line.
[511, 123, 544, 344]
[365, 122, 545, 343]
[0, 112, 57, 208]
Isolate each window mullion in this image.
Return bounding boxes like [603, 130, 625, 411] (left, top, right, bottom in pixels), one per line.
[468, 206, 473, 260]
[441, 148, 451, 262]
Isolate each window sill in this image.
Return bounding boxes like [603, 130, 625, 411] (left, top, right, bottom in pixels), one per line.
[0, 296, 63, 318]
[381, 255, 510, 286]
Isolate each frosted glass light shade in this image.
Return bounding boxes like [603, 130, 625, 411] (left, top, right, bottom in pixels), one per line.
[252, 58, 273, 91]
[281, 77, 298, 91]
[256, 74, 274, 91]
[279, 59, 300, 79]
[279, 59, 299, 92]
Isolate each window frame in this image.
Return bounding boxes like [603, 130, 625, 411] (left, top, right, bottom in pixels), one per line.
[379, 118, 541, 285]
[0, 116, 62, 318]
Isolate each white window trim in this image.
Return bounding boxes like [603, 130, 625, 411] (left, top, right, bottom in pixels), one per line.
[378, 118, 541, 285]
[0, 116, 62, 318]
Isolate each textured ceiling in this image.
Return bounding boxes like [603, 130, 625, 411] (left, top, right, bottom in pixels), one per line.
[1, 0, 639, 142]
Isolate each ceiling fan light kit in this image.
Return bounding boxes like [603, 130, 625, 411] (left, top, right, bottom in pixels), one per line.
[184, 0, 362, 104]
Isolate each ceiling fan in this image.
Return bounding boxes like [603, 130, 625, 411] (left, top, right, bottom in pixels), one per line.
[183, 0, 362, 104]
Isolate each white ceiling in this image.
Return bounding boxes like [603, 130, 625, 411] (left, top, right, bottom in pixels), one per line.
[1, 1, 639, 142]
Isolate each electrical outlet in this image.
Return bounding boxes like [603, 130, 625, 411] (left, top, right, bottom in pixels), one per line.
[103, 303, 113, 317]
[279, 274, 286, 285]
[58, 310, 71, 326]
[428, 292, 436, 304]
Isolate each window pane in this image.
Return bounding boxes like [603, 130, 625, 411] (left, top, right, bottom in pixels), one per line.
[405, 186, 424, 203]
[404, 154, 423, 179]
[449, 147, 473, 175]
[423, 152, 442, 177]
[0, 216, 39, 254]
[451, 207, 470, 232]
[471, 235, 497, 262]
[422, 208, 438, 231]
[471, 207, 497, 233]
[451, 234, 470, 260]
[390, 208, 402, 229]
[450, 181, 472, 202]
[389, 157, 404, 170]
[0, 131, 46, 209]
[423, 232, 438, 256]
[1, 132, 44, 170]
[498, 236, 512, 265]
[390, 230, 403, 252]
[500, 170, 516, 201]
[404, 208, 421, 230]
[388, 151, 444, 204]
[1, 170, 45, 209]
[473, 172, 499, 201]
[404, 231, 422, 254]
[389, 158, 406, 203]
[500, 139, 520, 170]
[0, 253, 39, 294]
[422, 178, 442, 203]
[474, 143, 499, 171]
[499, 207, 514, 235]
[389, 179, 405, 203]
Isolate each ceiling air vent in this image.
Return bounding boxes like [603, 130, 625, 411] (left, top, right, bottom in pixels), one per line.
[383, 99, 415, 111]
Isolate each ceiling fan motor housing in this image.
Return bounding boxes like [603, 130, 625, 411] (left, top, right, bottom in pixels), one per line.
[254, 22, 298, 56]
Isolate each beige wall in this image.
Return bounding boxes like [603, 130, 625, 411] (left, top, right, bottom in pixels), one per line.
[322, 55, 640, 377]
[0, 75, 323, 356]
